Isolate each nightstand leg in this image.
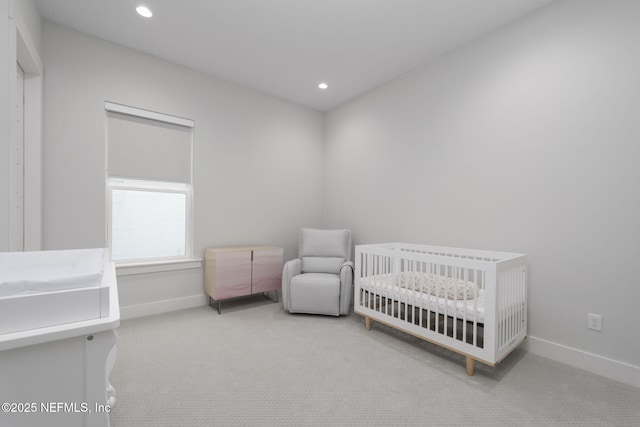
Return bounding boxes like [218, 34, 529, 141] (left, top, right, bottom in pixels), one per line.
[263, 290, 279, 303]
[209, 296, 222, 315]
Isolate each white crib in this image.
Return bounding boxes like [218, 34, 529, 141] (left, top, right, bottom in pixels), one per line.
[354, 243, 527, 375]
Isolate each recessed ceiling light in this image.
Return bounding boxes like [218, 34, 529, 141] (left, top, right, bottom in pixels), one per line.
[136, 6, 153, 18]
[318, 83, 328, 90]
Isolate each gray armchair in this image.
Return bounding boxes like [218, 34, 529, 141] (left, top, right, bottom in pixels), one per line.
[282, 228, 353, 316]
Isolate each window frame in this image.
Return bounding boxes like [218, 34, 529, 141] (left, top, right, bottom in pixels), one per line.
[104, 102, 199, 272]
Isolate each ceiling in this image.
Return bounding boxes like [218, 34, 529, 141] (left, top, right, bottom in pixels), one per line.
[35, 0, 554, 111]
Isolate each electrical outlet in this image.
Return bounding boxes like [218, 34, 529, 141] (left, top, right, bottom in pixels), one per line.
[588, 313, 602, 331]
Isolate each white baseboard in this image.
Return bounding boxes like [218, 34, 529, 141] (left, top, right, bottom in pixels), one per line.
[120, 294, 209, 320]
[523, 335, 640, 388]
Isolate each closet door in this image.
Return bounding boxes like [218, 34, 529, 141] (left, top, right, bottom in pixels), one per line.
[251, 247, 283, 293]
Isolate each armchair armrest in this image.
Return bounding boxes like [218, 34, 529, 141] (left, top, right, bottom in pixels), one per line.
[282, 258, 302, 311]
[338, 261, 354, 315]
[339, 261, 354, 276]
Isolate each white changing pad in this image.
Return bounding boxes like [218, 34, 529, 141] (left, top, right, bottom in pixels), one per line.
[0, 248, 105, 297]
[359, 273, 486, 323]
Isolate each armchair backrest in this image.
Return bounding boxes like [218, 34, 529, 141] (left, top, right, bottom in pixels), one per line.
[299, 228, 352, 274]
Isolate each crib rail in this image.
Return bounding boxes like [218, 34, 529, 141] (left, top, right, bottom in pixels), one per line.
[495, 263, 527, 361]
[355, 243, 527, 368]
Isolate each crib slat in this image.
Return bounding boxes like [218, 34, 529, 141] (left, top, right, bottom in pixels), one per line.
[510, 268, 515, 342]
[436, 264, 442, 335]
[365, 253, 370, 309]
[474, 269, 478, 348]
[502, 269, 507, 348]
[453, 265, 459, 341]
[500, 271, 505, 348]
[506, 269, 511, 347]
[443, 264, 449, 335]
[502, 268, 510, 348]
[517, 268, 520, 337]
[462, 267, 468, 343]
[510, 268, 514, 345]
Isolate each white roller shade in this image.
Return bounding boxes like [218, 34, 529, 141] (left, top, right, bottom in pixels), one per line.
[106, 108, 193, 183]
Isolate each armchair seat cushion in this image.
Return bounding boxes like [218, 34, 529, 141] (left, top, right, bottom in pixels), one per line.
[289, 273, 340, 316]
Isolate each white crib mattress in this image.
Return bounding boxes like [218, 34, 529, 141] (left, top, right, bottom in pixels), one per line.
[359, 273, 486, 324]
[0, 248, 105, 297]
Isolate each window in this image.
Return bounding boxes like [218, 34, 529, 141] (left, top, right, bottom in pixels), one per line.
[109, 179, 189, 261]
[105, 102, 194, 264]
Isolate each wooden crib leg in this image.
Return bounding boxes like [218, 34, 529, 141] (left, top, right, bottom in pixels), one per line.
[466, 356, 475, 376]
[365, 317, 372, 331]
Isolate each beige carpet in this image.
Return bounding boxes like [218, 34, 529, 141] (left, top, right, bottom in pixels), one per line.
[109, 295, 640, 426]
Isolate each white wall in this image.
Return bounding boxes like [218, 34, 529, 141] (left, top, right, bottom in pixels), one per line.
[13, 0, 41, 55]
[41, 22, 324, 312]
[325, 0, 640, 382]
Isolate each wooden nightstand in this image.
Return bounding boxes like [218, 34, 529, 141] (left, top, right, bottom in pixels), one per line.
[204, 246, 283, 314]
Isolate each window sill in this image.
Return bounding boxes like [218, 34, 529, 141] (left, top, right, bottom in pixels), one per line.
[115, 258, 202, 276]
